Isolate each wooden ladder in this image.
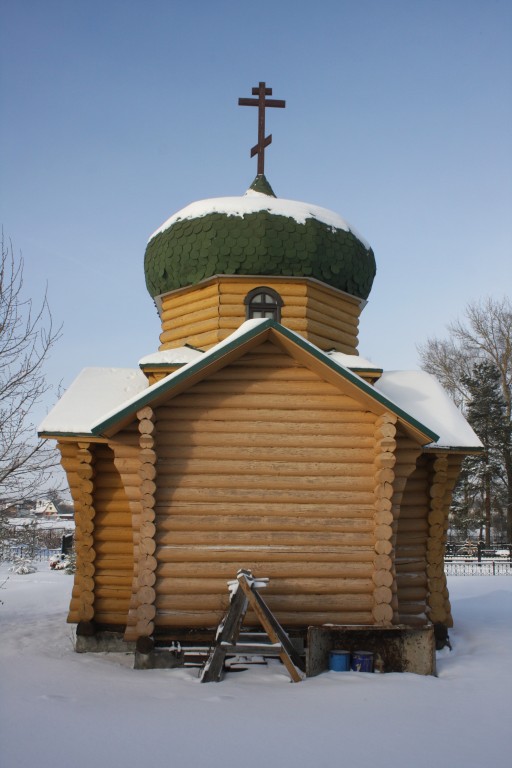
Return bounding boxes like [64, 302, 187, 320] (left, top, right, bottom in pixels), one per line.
[200, 570, 304, 683]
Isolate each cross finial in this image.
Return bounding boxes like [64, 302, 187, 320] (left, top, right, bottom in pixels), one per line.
[238, 82, 286, 176]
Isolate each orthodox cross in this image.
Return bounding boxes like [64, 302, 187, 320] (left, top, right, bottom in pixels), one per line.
[238, 82, 286, 176]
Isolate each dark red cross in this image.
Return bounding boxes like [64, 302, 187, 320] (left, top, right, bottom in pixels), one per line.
[238, 82, 286, 175]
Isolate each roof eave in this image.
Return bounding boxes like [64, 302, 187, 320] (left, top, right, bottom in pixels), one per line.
[90, 319, 439, 444]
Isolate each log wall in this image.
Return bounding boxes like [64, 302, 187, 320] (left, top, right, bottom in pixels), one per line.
[151, 339, 379, 631]
[158, 277, 362, 354]
[395, 454, 430, 625]
[88, 444, 133, 626]
[425, 453, 463, 627]
[59, 440, 134, 627]
[58, 441, 90, 625]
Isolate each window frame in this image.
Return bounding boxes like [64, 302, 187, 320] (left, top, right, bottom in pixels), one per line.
[244, 286, 284, 322]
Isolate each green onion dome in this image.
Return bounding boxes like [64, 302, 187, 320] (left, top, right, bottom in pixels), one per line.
[144, 176, 376, 300]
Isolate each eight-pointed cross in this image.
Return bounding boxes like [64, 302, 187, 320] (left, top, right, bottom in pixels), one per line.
[238, 82, 286, 176]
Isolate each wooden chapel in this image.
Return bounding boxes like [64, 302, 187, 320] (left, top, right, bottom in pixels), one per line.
[39, 83, 481, 670]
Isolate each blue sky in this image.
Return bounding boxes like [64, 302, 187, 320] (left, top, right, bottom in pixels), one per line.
[1, 0, 511, 425]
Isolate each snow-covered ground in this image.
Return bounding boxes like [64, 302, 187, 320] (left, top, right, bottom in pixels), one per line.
[1, 567, 510, 768]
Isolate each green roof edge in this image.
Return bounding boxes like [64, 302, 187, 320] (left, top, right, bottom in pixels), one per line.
[90, 320, 439, 443]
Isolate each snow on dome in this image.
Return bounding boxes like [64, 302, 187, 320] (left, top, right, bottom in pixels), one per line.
[148, 193, 370, 249]
[375, 370, 483, 450]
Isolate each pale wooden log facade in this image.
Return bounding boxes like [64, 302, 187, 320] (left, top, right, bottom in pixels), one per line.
[158, 276, 362, 355]
[58, 335, 464, 639]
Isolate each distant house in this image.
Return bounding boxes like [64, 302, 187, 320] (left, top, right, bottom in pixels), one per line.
[34, 499, 58, 517]
[39, 173, 481, 657]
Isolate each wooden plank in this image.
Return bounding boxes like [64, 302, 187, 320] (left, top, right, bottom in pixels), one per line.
[237, 574, 303, 682]
[200, 585, 248, 683]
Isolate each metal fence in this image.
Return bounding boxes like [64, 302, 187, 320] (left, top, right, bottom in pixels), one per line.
[445, 560, 512, 576]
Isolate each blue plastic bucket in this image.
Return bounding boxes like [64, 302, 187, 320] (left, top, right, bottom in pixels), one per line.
[351, 651, 374, 672]
[329, 650, 351, 671]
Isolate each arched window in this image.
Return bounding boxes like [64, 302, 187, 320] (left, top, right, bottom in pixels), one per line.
[244, 287, 283, 321]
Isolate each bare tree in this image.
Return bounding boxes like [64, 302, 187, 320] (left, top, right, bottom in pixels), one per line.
[418, 297, 512, 541]
[0, 234, 62, 515]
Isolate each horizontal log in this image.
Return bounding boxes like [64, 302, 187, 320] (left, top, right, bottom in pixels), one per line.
[155, 458, 376, 480]
[93, 596, 130, 614]
[397, 504, 430, 520]
[395, 560, 426, 574]
[155, 502, 375, 518]
[155, 577, 374, 596]
[218, 280, 308, 297]
[156, 561, 374, 579]
[94, 573, 133, 587]
[155, 408, 376, 426]
[161, 304, 219, 331]
[161, 293, 219, 320]
[164, 391, 364, 412]
[94, 586, 132, 600]
[155, 515, 373, 534]
[156, 592, 374, 612]
[160, 319, 220, 343]
[154, 420, 376, 440]
[155, 530, 375, 548]
[156, 473, 374, 492]
[395, 547, 428, 560]
[93, 487, 140, 503]
[397, 614, 428, 626]
[162, 281, 220, 310]
[94, 508, 132, 528]
[86, 556, 133, 571]
[396, 586, 428, 602]
[156, 545, 375, 563]
[306, 304, 359, 336]
[303, 318, 357, 347]
[159, 329, 220, 351]
[307, 284, 361, 316]
[154, 486, 376, 505]
[94, 541, 133, 555]
[397, 519, 429, 533]
[397, 601, 428, 615]
[156, 444, 377, 464]
[210, 364, 318, 382]
[154, 610, 374, 628]
[189, 377, 341, 397]
[304, 330, 356, 355]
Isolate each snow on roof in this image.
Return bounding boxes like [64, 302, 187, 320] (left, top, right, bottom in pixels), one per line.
[39, 321, 270, 436]
[375, 370, 483, 450]
[138, 347, 204, 366]
[327, 351, 381, 370]
[148, 189, 370, 249]
[39, 320, 478, 451]
[38, 368, 148, 435]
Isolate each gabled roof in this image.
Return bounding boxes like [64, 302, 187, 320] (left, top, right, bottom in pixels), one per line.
[40, 319, 443, 445]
